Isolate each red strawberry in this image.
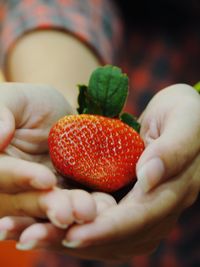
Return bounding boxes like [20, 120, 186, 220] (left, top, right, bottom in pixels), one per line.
[48, 114, 144, 192]
[48, 65, 145, 192]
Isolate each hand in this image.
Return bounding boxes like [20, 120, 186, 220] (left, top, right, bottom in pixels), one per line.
[0, 191, 116, 250]
[0, 83, 74, 170]
[0, 83, 117, 247]
[62, 84, 200, 261]
[0, 83, 71, 217]
[0, 188, 117, 243]
[8, 83, 199, 261]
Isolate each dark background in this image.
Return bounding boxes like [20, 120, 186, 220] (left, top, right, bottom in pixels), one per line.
[115, 0, 200, 29]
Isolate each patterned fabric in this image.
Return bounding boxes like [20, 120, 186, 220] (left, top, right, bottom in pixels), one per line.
[0, 0, 123, 67]
[0, 0, 200, 267]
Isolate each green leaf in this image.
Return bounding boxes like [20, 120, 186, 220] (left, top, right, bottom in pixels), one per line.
[77, 84, 103, 115]
[88, 65, 129, 117]
[77, 84, 88, 114]
[193, 81, 200, 94]
[120, 113, 141, 133]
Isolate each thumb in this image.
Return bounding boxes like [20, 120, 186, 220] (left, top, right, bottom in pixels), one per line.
[0, 106, 15, 150]
[136, 108, 200, 193]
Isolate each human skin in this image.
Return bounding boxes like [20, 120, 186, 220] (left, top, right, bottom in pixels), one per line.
[0, 30, 199, 261]
[0, 83, 199, 262]
[0, 83, 118, 241]
[6, 30, 100, 110]
[0, 30, 116, 243]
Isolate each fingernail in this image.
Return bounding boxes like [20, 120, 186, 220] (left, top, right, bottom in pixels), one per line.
[0, 231, 7, 240]
[47, 210, 68, 229]
[137, 157, 165, 193]
[0, 217, 14, 230]
[62, 239, 82, 248]
[16, 240, 37, 251]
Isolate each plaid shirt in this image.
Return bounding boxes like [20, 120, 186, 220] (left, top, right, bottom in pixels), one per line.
[0, 0, 200, 267]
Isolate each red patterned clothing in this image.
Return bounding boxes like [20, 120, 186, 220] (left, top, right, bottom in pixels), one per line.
[0, 0, 122, 68]
[0, 1, 200, 267]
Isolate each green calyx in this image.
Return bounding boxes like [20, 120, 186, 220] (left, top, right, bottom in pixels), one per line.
[77, 65, 140, 132]
[194, 81, 200, 94]
[120, 113, 141, 133]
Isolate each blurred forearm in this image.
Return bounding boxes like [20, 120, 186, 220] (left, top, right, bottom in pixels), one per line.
[6, 30, 100, 109]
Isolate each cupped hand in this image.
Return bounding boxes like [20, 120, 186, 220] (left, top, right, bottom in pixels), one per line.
[61, 84, 200, 261]
[10, 83, 200, 262]
[0, 83, 71, 216]
[1, 84, 199, 262]
[0, 83, 74, 169]
[0, 191, 116, 249]
[136, 83, 200, 194]
[0, 83, 117, 245]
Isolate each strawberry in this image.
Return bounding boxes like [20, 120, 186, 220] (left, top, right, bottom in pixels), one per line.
[48, 114, 144, 192]
[48, 65, 144, 192]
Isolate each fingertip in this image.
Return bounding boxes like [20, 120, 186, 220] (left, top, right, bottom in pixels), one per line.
[64, 204, 127, 249]
[0, 217, 15, 231]
[63, 215, 109, 248]
[136, 157, 165, 193]
[40, 189, 74, 228]
[0, 216, 36, 241]
[0, 231, 7, 241]
[47, 210, 69, 229]
[19, 223, 47, 244]
[92, 192, 117, 214]
[46, 189, 97, 229]
[71, 190, 97, 223]
[63, 224, 91, 248]
[29, 165, 57, 189]
[17, 224, 45, 250]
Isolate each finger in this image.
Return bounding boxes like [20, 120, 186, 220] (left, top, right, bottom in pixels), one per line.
[0, 106, 15, 150]
[16, 223, 65, 251]
[0, 216, 36, 241]
[0, 155, 57, 193]
[137, 84, 200, 192]
[41, 189, 97, 228]
[42, 191, 116, 230]
[0, 189, 90, 227]
[62, 203, 147, 249]
[16, 222, 160, 262]
[0, 189, 75, 227]
[14, 192, 115, 247]
[70, 190, 97, 223]
[61, 170, 189, 248]
[0, 191, 46, 218]
[92, 192, 117, 214]
[40, 189, 74, 229]
[11, 128, 49, 154]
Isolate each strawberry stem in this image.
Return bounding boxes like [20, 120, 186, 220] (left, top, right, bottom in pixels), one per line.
[77, 65, 141, 132]
[77, 65, 129, 117]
